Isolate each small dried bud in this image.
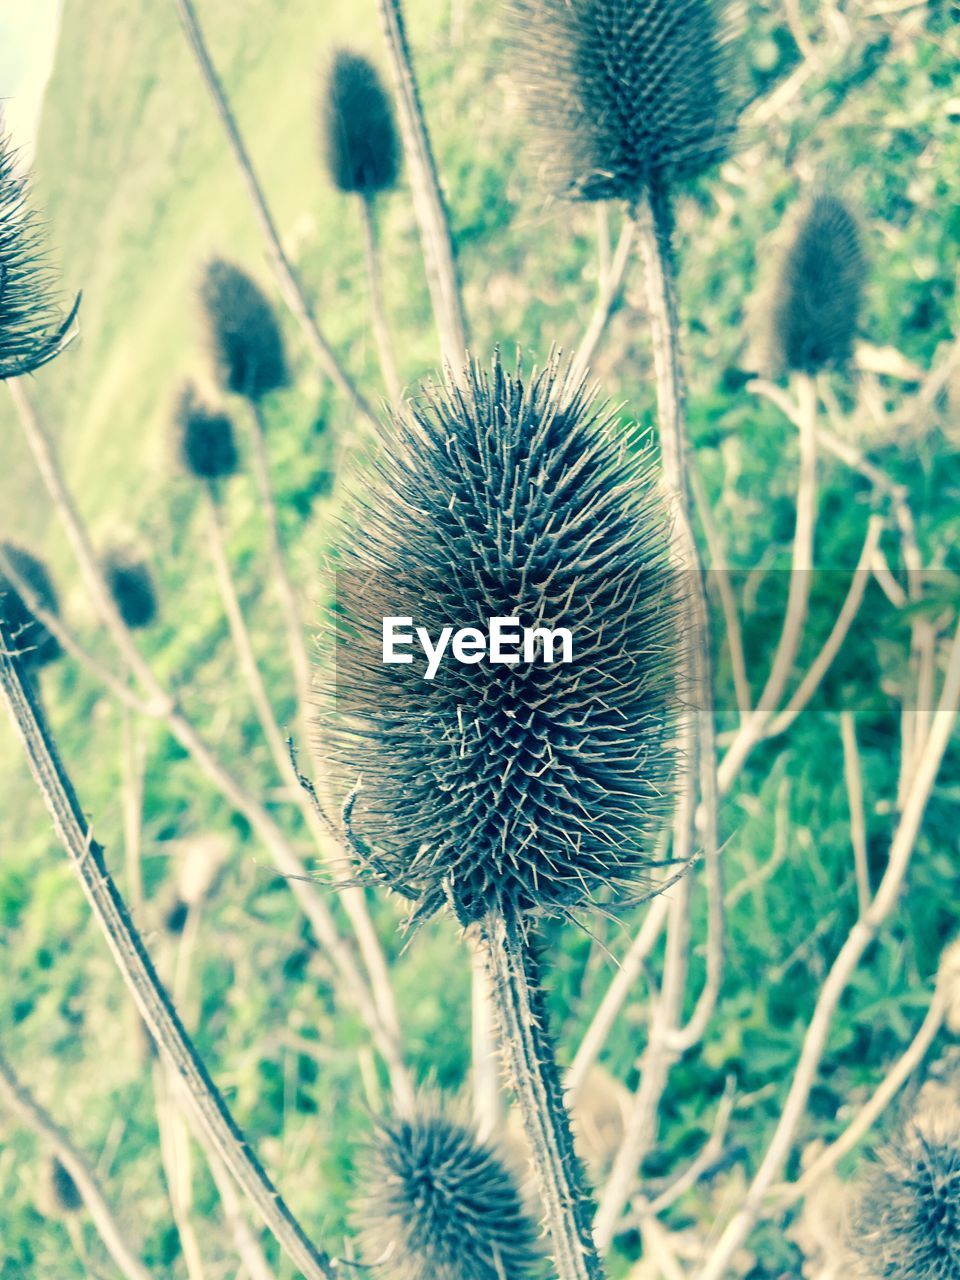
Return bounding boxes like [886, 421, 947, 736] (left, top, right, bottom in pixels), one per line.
[772, 194, 866, 374]
[323, 50, 400, 197]
[200, 259, 287, 401]
[511, 0, 737, 202]
[47, 1157, 83, 1215]
[850, 1108, 960, 1279]
[176, 384, 239, 481]
[0, 130, 79, 379]
[103, 552, 157, 631]
[354, 1099, 540, 1280]
[0, 542, 62, 671]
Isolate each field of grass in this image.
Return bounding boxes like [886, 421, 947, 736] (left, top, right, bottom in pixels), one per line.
[1, 0, 959, 1276]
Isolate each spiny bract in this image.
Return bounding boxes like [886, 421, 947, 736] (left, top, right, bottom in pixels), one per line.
[200, 259, 287, 401]
[851, 1110, 960, 1279]
[512, 0, 736, 202]
[0, 543, 62, 671]
[103, 553, 158, 631]
[323, 50, 400, 197]
[354, 1100, 540, 1280]
[772, 194, 866, 373]
[334, 352, 678, 925]
[176, 385, 239, 481]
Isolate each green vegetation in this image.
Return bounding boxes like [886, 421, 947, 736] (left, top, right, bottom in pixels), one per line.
[1, 1, 958, 1277]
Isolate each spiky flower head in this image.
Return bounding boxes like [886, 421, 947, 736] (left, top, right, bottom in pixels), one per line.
[323, 50, 400, 198]
[354, 1099, 540, 1280]
[103, 552, 157, 630]
[772, 194, 866, 373]
[511, 0, 737, 203]
[176, 384, 239, 481]
[850, 1109, 960, 1279]
[0, 542, 62, 671]
[334, 351, 678, 926]
[0, 129, 79, 379]
[200, 259, 288, 401]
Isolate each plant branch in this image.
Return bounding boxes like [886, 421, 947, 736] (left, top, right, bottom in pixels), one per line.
[572, 218, 635, 383]
[0, 635, 336, 1280]
[840, 710, 871, 914]
[358, 195, 403, 404]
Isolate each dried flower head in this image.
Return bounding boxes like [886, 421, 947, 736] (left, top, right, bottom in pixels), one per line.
[850, 1109, 960, 1279]
[0, 130, 79, 379]
[354, 1099, 540, 1280]
[511, 0, 737, 202]
[323, 50, 400, 197]
[104, 552, 157, 631]
[334, 351, 678, 926]
[772, 194, 866, 374]
[0, 542, 62, 671]
[46, 1157, 83, 1215]
[200, 259, 287, 400]
[176, 384, 239, 481]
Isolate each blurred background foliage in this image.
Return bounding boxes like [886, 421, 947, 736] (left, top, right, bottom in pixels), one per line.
[0, 0, 958, 1276]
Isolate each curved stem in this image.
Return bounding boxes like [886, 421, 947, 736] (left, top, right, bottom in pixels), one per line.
[169, 0, 376, 430]
[0, 1050, 154, 1280]
[572, 218, 635, 383]
[358, 195, 403, 404]
[0, 640, 336, 1280]
[374, 0, 468, 365]
[480, 909, 606, 1280]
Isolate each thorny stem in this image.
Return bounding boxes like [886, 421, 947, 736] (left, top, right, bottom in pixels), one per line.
[696, 616, 960, 1280]
[374, 0, 468, 365]
[479, 908, 606, 1280]
[8, 378, 406, 1104]
[0, 637, 336, 1280]
[358, 195, 403, 404]
[471, 941, 503, 1140]
[0, 1050, 154, 1280]
[169, 0, 377, 431]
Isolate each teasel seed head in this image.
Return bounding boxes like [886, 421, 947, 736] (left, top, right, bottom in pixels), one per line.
[772, 194, 866, 374]
[354, 1098, 540, 1280]
[176, 384, 239, 481]
[850, 1108, 960, 1279]
[200, 259, 288, 401]
[334, 350, 679, 927]
[0, 542, 62, 671]
[323, 50, 400, 198]
[0, 130, 79, 379]
[46, 1157, 83, 1216]
[103, 552, 158, 630]
[511, 0, 738, 203]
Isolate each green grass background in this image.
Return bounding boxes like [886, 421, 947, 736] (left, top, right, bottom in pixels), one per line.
[1, 0, 959, 1276]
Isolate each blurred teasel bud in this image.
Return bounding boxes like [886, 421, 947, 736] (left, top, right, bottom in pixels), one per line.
[40, 1156, 83, 1217]
[103, 551, 157, 631]
[200, 259, 288, 401]
[772, 194, 866, 374]
[510, 0, 738, 203]
[334, 350, 679, 926]
[354, 1098, 540, 1280]
[850, 1108, 960, 1278]
[0, 542, 62, 671]
[323, 50, 400, 198]
[176, 384, 239, 481]
[0, 129, 79, 379]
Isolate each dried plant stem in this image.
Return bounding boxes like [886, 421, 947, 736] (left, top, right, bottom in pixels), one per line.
[374, 0, 468, 364]
[774, 986, 946, 1208]
[203, 490, 411, 1107]
[7, 380, 404, 1101]
[572, 218, 635, 383]
[153, 1060, 208, 1280]
[480, 909, 606, 1280]
[169, 0, 376, 430]
[840, 710, 871, 914]
[358, 196, 403, 403]
[0, 1050, 153, 1280]
[206, 1150, 276, 1280]
[718, 372, 819, 794]
[696, 616, 960, 1280]
[471, 941, 503, 1140]
[0, 640, 336, 1280]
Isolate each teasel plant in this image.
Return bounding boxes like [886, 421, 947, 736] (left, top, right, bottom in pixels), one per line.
[353, 1094, 542, 1279]
[323, 49, 404, 404]
[335, 350, 680, 1280]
